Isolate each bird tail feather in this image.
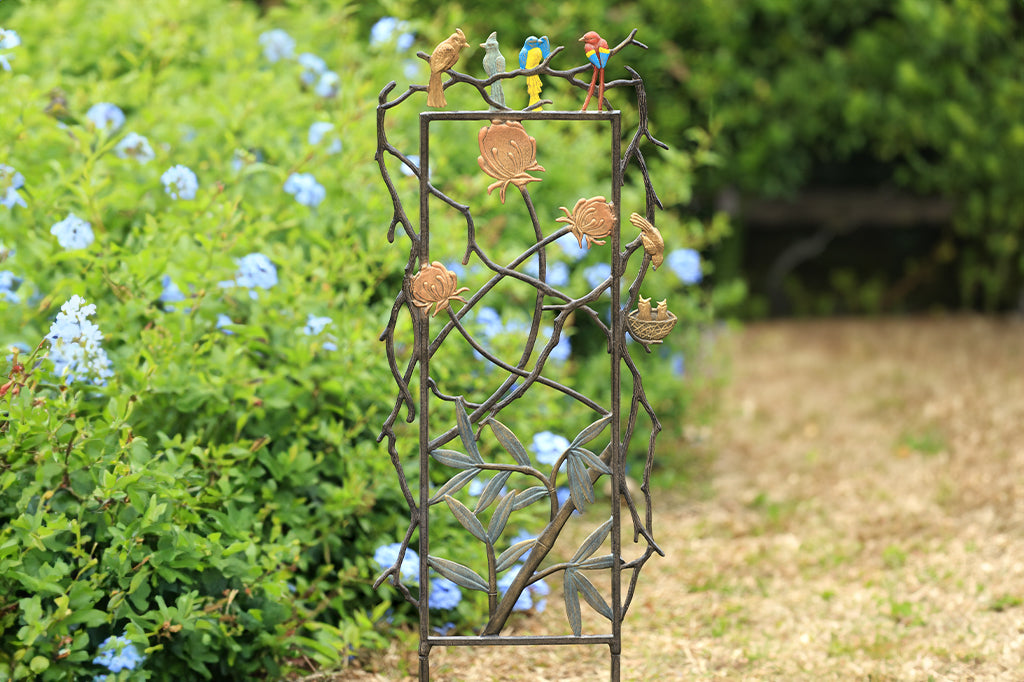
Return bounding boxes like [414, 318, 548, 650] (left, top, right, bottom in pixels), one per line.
[427, 71, 446, 108]
[527, 74, 542, 107]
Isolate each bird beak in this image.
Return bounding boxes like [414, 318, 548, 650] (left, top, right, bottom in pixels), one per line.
[578, 36, 585, 42]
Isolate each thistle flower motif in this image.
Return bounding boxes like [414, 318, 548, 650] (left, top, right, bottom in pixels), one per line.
[410, 261, 469, 317]
[477, 121, 545, 203]
[556, 196, 615, 249]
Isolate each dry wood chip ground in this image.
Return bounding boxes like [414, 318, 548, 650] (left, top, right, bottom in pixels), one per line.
[338, 316, 1024, 681]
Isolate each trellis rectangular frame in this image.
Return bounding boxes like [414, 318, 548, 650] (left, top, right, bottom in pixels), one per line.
[416, 110, 626, 681]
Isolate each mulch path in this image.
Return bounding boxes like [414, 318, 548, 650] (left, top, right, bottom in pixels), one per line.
[337, 315, 1024, 681]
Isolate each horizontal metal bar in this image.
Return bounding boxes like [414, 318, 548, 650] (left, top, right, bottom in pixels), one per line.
[421, 110, 620, 123]
[427, 634, 614, 647]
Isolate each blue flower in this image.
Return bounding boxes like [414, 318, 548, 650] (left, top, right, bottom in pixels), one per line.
[50, 213, 94, 251]
[529, 431, 569, 466]
[523, 258, 570, 287]
[46, 295, 113, 386]
[297, 52, 327, 86]
[428, 577, 462, 610]
[666, 248, 702, 284]
[497, 567, 549, 613]
[542, 326, 571, 363]
[467, 476, 507, 498]
[373, 542, 420, 584]
[400, 154, 431, 180]
[85, 103, 125, 134]
[234, 253, 278, 292]
[671, 353, 685, 377]
[300, 313, 337, 350]
[114, 132, 155, 163]
[509, 528, 537, 563]
[284, 172, 325, 207]
[314, 70, 340, 98]
[0, 270, 21, 303]
[93, 634, 144, 673]
[473, 306, 504, 339]
[258, 29, 295, 62]
[557, 233, 588, 261]
[216, 313, 235, 335]
[370, 17, 415, 51]
[308, 122, 342, 155]
[161, 165, 198, 200]
[0, 165, 26, 210]
[432, 622, 456, 636]
[159, 275, 186, 309]
[583, 262, 612, 292]
[0, 27, 20, 71]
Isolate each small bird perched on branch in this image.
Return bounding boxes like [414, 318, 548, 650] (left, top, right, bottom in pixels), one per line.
[580, 30, 610, 111]
[629, 212, 665, 269]
[519, 36, 550, 110]
[427, 28, 470, 108]
[480, 32, 506, 110]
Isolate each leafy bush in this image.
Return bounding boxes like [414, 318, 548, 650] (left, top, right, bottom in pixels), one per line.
[0, 1, 728, 679]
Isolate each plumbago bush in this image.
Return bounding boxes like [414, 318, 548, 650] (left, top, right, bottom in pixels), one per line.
[0, 1, 729, 680]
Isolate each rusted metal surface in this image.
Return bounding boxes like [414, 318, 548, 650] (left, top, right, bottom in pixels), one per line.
[373, 28, 675, 681]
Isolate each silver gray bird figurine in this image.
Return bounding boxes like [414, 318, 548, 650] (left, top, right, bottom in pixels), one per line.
[480, 31, 506, 110]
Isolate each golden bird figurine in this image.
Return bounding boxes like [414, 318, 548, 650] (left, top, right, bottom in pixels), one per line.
[427, 29, 470, 108]
[637, 296, 652, 321]
[629, 212, 665, 269]
[655, 299, 668, 320]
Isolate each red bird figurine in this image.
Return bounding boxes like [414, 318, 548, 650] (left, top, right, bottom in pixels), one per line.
[580, 31, 610, 111]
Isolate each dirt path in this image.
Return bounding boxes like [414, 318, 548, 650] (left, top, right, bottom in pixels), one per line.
[345, 316, 1024, 681]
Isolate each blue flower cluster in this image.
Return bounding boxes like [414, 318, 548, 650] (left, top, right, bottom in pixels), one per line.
[0, 164, 26, 210]
[0, 269, 21, 303]
[372, 542, 464, 611]
[0, 25, 21, 72]
[529, 431, 570, 466]
[92, 634, 144, 675]
[85, 102, 125, 134]
[300, 313, 337, 351]
[370, 17, 415, 51]
[50, 212, 94, 251]
[161, 164, 199, 201]
[284, 172, 325, 208]
[308, 122, 342, 155]
[219, 253, 278, 300]
[666, 248, 702, 284]
[114, 132, 155, 164]
[46, 295, 114, 385]
[497, 565, 550, 613]
[258, 28, 340, 99]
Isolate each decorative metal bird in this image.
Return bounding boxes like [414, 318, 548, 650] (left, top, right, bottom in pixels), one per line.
[580, 30, 610, 111]
[629, 212, 665, 269]
[480, 32, 506, 110]
[519, 35, 550, 110]
[427, 29, 470, 108]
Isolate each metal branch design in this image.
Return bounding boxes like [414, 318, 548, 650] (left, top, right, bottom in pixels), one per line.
[373, 28, 677, 681]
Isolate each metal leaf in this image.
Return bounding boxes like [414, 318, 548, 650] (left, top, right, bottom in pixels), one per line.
[575, 572, 613, 621]
[512, 486, 549, 511]
[571, 516, 613, 564]
[428, 468, 480, 505]
[427, 555, 488, 592]
[495, 539, 535, 572]
[444, 495, 488, 544]
[566, 454, 595, 512]
[577, 554, 616, 570]
[563, 569, 582, 636]
[487, 418, 530, 466]
[473, 470, 512, 514]
[431, 449, 477, 470]
[570, 446, 611, 475]
[568, 413, 612, 449]
[455, 398, 482, 462]
[486, 491, 517, 544]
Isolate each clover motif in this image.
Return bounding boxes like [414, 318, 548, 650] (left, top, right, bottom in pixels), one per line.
[556, 196, 615, 249]
[410, 261, 469, 317]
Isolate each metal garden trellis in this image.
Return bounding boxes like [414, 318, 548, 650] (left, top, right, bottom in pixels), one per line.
[373, 27, 678, 681]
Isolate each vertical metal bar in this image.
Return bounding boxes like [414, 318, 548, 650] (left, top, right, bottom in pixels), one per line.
[417, 113, 432, 682]
[609, 111, 623, 682]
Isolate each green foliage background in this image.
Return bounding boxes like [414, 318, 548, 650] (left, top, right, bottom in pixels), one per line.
[396, 0, 1024, 311]
[0, 0, 725, 679]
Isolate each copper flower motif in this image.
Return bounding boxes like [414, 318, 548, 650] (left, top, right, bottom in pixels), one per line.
[556, 196, 615, 248]
[410, 261, 469, 317]
[477, 120, 545, 203]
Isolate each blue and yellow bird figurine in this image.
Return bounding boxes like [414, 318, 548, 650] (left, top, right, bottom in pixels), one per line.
[580, 30, 610, 111]
[519, 35, 550, 109]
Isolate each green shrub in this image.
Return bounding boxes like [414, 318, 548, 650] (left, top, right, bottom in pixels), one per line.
[0, 1, 727, 679]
